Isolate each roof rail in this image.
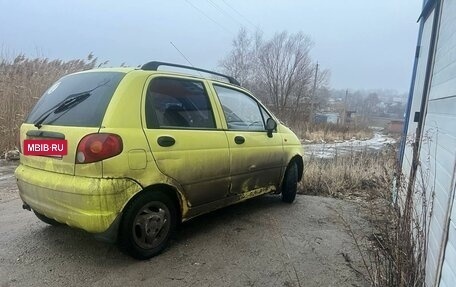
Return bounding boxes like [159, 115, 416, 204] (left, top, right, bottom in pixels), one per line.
[141, 61, 240, 86]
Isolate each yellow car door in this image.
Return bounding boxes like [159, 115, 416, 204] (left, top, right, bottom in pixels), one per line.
[211, 84, 284, 195]
[142, 75, 230, 206]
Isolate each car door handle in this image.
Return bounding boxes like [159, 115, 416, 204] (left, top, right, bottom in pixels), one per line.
[157, 136, 175, 147]
[234, 136, 245, 144]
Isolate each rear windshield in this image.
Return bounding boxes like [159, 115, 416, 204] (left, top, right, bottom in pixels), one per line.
[26, 71, 125, 127]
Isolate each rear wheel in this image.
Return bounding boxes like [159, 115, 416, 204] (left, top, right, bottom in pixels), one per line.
[281, 161, 298, 203]
[34, 211, 61, 226]
[118, 191, 177, 260]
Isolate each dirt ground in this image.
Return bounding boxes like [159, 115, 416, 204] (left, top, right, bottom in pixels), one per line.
[0, 160, 370, 287]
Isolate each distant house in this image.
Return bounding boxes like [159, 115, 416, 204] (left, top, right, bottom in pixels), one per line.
[326, 113, 340, 123]
[314, 112, 340, 124]
[400, 0, 456, 286]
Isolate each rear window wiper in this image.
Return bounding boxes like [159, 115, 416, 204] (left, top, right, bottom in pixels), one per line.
[33, 92, 91, 129]
[33, 80, 110, 129]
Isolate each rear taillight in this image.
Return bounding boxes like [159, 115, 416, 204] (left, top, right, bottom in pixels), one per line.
[76, 133, 123, 164]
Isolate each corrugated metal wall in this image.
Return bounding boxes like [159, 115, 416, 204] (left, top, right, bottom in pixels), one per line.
[440, 188, 456, 286]
[402, 0, 456, 285]
[401, 10, 434, 180]
[429, 1, 456, 286]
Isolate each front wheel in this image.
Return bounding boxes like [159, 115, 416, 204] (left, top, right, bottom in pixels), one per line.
[118, 192, 177, 260]
[281, 162, 298, 203]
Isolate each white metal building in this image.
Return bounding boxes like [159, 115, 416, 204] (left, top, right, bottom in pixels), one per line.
[401, 0, 456, 286]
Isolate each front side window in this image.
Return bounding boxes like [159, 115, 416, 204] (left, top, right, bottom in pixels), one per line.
[145, 78, 216, 129]
[214, 85, 265, 131]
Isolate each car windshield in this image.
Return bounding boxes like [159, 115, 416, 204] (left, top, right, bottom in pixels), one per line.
[26, 72, 125, 127]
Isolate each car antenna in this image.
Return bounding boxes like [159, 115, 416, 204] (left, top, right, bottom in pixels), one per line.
[169, 41, 203, 77]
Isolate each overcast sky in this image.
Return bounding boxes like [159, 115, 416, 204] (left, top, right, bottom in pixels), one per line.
[0, 0, 422, 92]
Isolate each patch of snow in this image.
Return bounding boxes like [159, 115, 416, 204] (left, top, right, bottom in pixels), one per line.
[303, 132, 396, 159]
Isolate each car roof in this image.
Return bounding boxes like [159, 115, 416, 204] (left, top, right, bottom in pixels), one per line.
[141, 61, 240, 85]
[74, 65, 247, 91]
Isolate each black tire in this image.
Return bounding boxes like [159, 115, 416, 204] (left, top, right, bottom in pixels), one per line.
[118, 191, 177, 260]
[34, 211, 62, 226]
[281, 161, 298, 203]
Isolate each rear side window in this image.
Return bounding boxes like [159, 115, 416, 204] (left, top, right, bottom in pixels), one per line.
[26, 72, 125, 127]
[145, 77, 216, 129]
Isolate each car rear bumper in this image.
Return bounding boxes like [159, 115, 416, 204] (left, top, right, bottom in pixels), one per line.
[15, 164, 142, 234]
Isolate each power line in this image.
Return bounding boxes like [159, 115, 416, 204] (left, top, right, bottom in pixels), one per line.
[206, 0, 245, 28]
[184, 0, 233, 35]
[220, 0, 258, 30]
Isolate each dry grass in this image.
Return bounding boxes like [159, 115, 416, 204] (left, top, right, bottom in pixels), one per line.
[0, 53, 97, 153]
[299, 147, 395, 198]
[297, 122, 373, 143]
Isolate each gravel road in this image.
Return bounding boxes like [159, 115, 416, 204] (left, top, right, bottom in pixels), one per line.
[0, 160, 369, 287]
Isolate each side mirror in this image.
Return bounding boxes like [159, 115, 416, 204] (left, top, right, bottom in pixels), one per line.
[266, 118, 277, 138]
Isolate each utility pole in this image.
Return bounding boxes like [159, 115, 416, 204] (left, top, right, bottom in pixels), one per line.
[309, 62, 319, 124]
[342, 89, 348, 125]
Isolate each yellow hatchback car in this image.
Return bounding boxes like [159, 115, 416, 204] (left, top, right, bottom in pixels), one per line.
[15, 62, 303, 259]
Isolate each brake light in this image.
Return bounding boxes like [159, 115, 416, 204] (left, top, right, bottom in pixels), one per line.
[76, 133, 122, 164]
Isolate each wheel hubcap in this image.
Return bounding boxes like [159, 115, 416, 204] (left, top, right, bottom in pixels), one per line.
[133, 202, 170, 250]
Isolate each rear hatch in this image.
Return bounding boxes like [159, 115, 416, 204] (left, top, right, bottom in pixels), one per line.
[20, 71, 125, 176]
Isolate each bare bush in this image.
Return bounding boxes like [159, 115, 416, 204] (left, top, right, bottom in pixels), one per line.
[364, 177, 427, 286]
[0, 53, 97, 152]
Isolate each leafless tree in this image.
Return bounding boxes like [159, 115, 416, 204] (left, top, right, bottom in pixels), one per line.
[218, 28, 255, 86]
[256, 32, 314, 118]
[220, 29, 330, 125]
